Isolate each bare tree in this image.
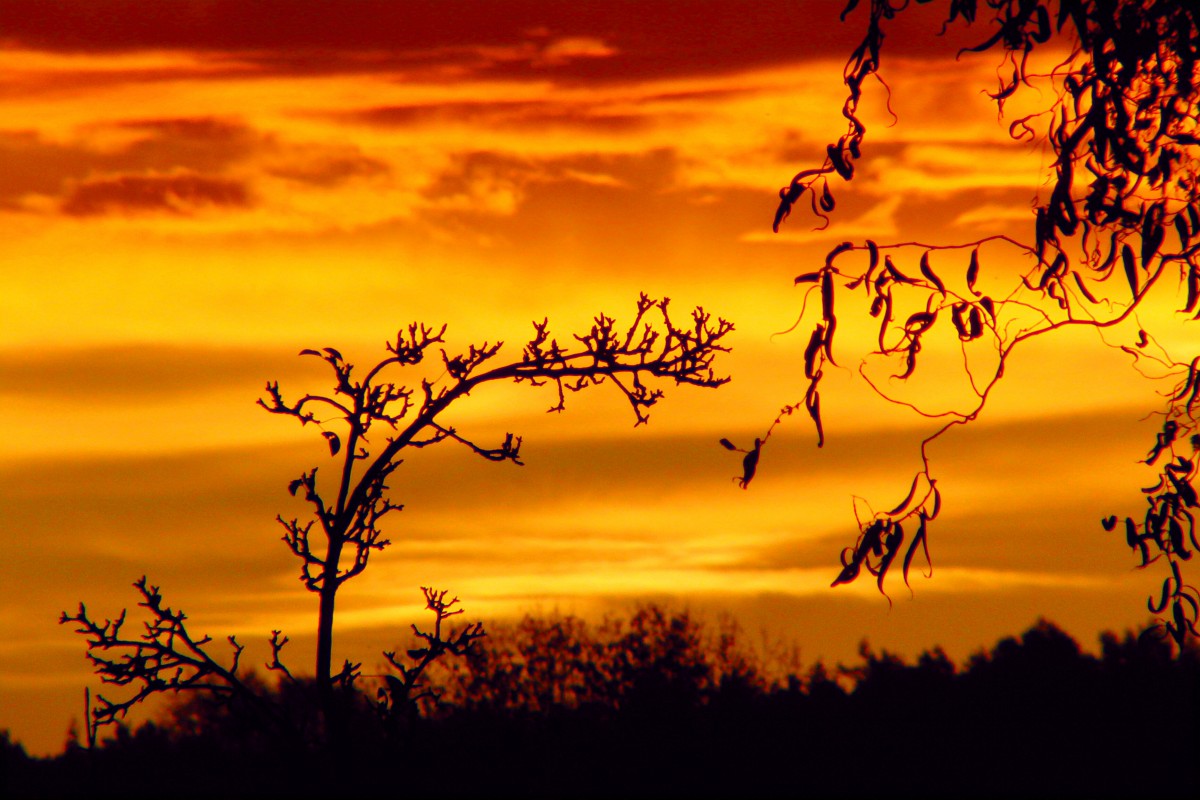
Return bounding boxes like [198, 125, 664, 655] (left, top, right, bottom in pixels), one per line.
[64, 293, 732, 740]
[735, 0, 1199, 643]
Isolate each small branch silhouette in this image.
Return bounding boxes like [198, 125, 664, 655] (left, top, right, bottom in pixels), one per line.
[59, 577, 287, 735]
[377, 588, 486, 720]
[719, 437, 763, 489]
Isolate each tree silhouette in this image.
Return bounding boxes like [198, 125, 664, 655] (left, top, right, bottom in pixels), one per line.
[740, 0, 1200, 643]
[62, 294, 732, 742]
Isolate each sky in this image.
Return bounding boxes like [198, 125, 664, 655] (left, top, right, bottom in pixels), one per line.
[0, 0, 1183, 756]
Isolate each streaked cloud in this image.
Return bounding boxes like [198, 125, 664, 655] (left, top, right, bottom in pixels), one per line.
[333, 98, 655, 134]
[0, 1, 913, 82]
[0, 343, 321, 401]
[60, 171, 250, 216]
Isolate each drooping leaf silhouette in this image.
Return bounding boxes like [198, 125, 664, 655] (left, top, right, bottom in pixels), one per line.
[738, 438, 763, 489]
[746, 0, 1200, 641]
[919, 251, 945, 297]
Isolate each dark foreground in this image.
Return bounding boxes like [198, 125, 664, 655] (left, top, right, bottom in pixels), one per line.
[4, 612, 1197, 799]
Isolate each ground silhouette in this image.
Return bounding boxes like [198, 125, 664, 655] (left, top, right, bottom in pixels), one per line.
[7, 609, 1197, 799]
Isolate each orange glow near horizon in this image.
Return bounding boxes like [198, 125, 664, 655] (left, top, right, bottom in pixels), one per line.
[0, 1, 1180, 756]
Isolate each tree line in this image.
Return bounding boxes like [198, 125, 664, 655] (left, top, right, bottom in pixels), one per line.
[7, 607, 1197, 799]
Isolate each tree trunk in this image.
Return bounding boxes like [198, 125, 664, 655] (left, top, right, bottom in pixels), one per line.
[315, 540, 343, 738]
[316, 585, 336, 691]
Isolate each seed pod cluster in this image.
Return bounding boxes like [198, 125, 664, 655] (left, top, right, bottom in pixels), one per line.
[832, 475, 942, 602]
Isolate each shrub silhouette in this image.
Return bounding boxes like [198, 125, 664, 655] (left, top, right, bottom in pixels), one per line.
[428, 607, 768, 718]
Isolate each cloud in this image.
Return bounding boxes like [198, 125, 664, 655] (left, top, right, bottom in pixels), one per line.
[0, 117, 258, 209]
[538, 36, 618, 65]
[60, 171, 250, 215]
[0, 117, 397, 222]
[0, 130, 96, 201]
[114, 115, 255, 143]
[1, 15, 1030, 234]
[334, 98, 654, 134]
[0, 1, 984, 84]
[951, 197, 1039, 229]
[862, 150, 1045, 196]
[416, 150, 667, 219]
[0, 343, 320, 402]
[264, 145, 390, 187]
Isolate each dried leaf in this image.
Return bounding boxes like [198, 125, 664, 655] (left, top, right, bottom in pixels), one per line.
[1072, 271, 1100, 304]
[827, 142, 853, 180]
[885, 255, 913, 284]
[904, 311, 936, 335]
[865, 240, 880, 282]
[804, 326, 824, 379]
[825, 241, 855, 269]
[1122, 244, 1138, 298]
[805, 384, 825, 447]
[819, 183, 835, 212]
[979, 296, 996, 321]
[821, 269, 835, 322]
[920, 251, 945, 296]
[968, 307, 983, 339]
[1142, 204, 1165, 268]
[903, 515, 930, 587]
[886, 477, 920, 516]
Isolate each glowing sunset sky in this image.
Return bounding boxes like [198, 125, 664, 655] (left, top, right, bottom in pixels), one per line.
[0, 0, 1180, 755]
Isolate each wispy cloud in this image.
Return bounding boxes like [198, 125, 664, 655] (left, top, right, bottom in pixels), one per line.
[0, 1, 897, 82]
[0, 343, 318, 401]
[60, 171, 250, 216]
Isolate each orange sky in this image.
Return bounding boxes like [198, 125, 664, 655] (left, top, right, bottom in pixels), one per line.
[0, 0, 1182, 756]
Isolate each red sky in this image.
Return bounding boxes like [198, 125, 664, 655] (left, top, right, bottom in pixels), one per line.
[0, 0, 1177, 756]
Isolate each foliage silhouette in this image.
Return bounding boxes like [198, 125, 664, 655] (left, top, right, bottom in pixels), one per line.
[739, 0, 1200, 643]
[61, 294, 732, 744]
[12, 610, 1198, 799]
[427, 606, 768, 718]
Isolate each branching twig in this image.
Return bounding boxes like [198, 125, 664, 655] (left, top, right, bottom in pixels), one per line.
[377, 588, 486, 720]
[60, 577, 292, 734]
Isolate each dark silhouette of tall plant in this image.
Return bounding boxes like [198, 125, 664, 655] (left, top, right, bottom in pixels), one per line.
[63, 293, 732, 740]
[734, 0, 1200, 643]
